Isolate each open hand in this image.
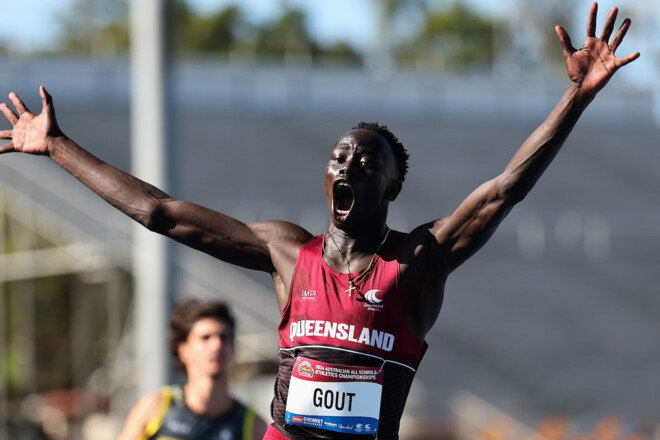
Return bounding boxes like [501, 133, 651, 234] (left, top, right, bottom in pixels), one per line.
[0, 86, 62, 155]
[555, 2, 640, 96]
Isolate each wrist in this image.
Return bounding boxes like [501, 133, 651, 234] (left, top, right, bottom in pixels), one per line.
[570, 80, 598, 102]
[565, 82, 595, 110]
[46, 134, 69, 157]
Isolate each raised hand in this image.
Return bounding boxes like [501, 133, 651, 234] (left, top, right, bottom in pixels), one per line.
[0, 85, 63, 155]
[555, 2, 640, 97]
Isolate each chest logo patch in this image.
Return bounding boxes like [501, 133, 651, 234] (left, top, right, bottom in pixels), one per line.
[301, 290, 317, 301]
[360, 289, 385, 311]
[364, 289, 382, 304]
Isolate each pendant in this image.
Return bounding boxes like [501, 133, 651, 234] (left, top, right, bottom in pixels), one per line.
[345, 280, 357, 297]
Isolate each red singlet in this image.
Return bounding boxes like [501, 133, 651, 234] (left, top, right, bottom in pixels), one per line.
[271, 231, 427, 440]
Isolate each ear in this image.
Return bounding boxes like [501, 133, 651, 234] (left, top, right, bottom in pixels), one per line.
[178, 342, 189, 366]
[385, 180, 402, 201]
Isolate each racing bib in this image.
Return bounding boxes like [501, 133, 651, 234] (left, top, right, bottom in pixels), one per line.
[285, 356, 383, 435]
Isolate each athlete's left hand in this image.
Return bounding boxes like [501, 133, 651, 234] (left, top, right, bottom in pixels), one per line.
[555, 2, 639, 97]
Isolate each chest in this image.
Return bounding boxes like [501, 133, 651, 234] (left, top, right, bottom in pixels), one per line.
[292, 257, 399, 317]
[155, 404, 243, 440]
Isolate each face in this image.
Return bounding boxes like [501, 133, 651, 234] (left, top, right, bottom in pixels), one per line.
[324, 129, 400, 229]
[178, 317, 234, 379]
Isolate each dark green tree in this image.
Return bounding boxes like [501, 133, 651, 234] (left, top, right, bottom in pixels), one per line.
[397, 2, 502, 72]
[54, 0, 130, 55]
[253, 6, 317, 61]
[50, 0, 359, 63]
[171, 2, 249, 55]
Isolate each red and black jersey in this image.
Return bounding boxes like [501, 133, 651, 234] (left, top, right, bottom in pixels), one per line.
[271, 230, 427, 440]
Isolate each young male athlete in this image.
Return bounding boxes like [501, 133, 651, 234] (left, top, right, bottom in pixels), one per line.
[117, 299, 268, 440]
[0, 3, 640, 439]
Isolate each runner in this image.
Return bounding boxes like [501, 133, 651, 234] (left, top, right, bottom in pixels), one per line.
[117, 299, 268, 440]
[0, 3, 639, 439]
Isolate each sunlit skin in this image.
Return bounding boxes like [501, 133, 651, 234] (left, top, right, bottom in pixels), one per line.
[322, 129, 401, 268]
[0, 4, 640, 437]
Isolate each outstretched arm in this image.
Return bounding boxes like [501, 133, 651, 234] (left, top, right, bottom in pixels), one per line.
[0, 86, 310, 276]
[432, 2, 639, 270]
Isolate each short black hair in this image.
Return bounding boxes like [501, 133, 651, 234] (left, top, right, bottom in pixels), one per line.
[353, 121, 409, 182]
[169, 298, 236, 373]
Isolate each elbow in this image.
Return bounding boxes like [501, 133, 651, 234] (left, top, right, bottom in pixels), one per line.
[507, 188, 528, 206]
[496, 176, 528, 208]
[134, 200, 174, 234]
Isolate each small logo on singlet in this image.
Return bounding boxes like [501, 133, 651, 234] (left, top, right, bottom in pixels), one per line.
[166, 419, 192, 435]
[217, 428, 234, 440]
[362, 289, 385, 311]
[297, 360, 315, 378]
[301, 289, 317, 301]
[364, 289, 382, 304]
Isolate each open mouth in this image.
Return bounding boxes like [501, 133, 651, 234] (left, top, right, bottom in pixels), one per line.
[333, 180, 354, 217]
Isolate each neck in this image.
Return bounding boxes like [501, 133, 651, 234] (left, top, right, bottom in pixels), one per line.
[324, 224, 390, 274]
[183, 374, 233, 417]
[327, 222, 388, 252]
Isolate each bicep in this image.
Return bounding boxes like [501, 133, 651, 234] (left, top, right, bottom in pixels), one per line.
[432, 175, 513, 269]
[155, 199, 278, 271]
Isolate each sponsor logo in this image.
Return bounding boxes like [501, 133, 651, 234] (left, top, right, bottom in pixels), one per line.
[362, 289, 385, 311]
[324, 421, 338, 428]
[302, 417, 323, 427]
[364, 289, 382, 304]
[301, 289, 316, 300]
[365, 424, 373, 431]
[339, 424, 354, 430]
[218, 428, 233, 440]
[292, 416, 303, 424]
[166, 420, 192, 434]
[297, 360, 315, 378]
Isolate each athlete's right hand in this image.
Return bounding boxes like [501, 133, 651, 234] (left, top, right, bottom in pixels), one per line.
[0, 85, 63, 155]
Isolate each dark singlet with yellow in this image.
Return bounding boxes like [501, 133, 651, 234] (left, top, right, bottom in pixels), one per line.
[141, 385, 258, 440]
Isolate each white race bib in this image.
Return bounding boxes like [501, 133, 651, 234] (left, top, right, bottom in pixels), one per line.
[285, 357, 383, 435]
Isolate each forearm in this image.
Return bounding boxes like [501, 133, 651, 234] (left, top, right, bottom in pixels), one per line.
[501, 83, 594, 202]
[435, 84, 596, 269]
[48, 135, 169, 228]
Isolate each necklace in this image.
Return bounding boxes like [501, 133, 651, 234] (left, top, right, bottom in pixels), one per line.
[323, 227, 390, 297]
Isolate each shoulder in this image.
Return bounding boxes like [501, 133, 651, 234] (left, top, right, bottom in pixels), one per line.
[251, 220, 315, 265]
[400, 219, 451, 255]
[116, 391, 165, 440]
[136, 391, 165, 416]
[399, 220, 453, 278]
[249, 220, 313, 247]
